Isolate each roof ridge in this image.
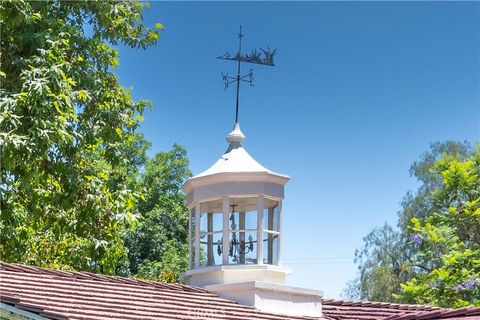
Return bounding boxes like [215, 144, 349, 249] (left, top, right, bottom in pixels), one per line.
[322, 298, 480, 320]
[0, 261, 207, 294]
[322, 298, 444, 311]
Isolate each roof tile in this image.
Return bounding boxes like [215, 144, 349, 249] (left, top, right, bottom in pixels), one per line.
[1, 262, 479, 320]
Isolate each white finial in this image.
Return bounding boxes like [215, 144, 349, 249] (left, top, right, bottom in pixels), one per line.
[227, 123, 245, 144]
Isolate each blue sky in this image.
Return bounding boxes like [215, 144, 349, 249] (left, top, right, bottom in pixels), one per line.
[116, 2, 480, 298]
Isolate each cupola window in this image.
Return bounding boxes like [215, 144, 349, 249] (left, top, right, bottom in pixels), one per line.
[189, 195, 282, 269]
[226, 198, 259, 265]
[263, 203, 280, 265]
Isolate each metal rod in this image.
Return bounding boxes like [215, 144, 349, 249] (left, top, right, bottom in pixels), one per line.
[235, 25, 242, 124]
[218, 26, 275, 124]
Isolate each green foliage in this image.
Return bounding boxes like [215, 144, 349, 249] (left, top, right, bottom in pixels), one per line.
[399, 141, 472, 229]
[135, 240, 189, 283]
[344, 224, 414, 301]
[123, 145, 191, 282]
[345, 141, 479, 307]
[0, 0, 161, 273]
[398, 147, 480, 307]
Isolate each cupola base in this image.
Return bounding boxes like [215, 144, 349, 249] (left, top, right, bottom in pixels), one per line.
[183, 264, 291, 287]
[205, 281, 323, 317]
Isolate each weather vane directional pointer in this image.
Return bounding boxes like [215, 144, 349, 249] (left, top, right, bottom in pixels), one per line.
[218, 26, 277, 124]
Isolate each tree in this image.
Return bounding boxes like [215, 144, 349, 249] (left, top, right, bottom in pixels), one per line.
[344, 141, 476, 304]
[0, 0, 163, 273]
[343, 224, 414, 301]
[123, 145, 191, 282]
[398, 147, 480, 307]
[399, 141, 472, 230]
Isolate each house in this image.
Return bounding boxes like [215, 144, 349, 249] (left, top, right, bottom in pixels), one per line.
[2, 124, 479, 320]
[1, 262, 479, 320]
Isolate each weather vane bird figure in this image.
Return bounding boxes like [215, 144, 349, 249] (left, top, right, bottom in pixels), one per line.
[218, 26, 277, 124]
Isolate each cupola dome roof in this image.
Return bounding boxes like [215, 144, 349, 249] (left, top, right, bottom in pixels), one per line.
[183, 123, 289, 195]
[192, 123, 273, 178]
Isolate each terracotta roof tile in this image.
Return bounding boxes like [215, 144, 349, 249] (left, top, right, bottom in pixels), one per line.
[1, 262, 479, 320]
[321, 299, 480, 320]
[0, 262, 315, 320]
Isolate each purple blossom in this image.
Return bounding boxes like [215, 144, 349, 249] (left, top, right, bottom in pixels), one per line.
[455, 284, 464, 293]
[410, 233, 423, 246]
[463, 279, 478, 289]
[455, 278, 478, 292]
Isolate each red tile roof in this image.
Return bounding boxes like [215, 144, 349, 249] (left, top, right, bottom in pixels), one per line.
[322, 300, 480, 320]
[1, 262, 479, 320]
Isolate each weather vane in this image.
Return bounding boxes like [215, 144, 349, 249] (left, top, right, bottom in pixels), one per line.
[218, 26, 277, 124]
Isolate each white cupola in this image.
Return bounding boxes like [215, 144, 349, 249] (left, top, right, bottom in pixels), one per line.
[182, 123, 323, 317]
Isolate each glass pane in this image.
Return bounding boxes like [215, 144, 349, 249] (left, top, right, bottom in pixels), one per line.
[200, 212, 222, 233]
[229, 210, 257, 231]
[199, 241, 208, 268]
[199, 232, 223, 267]
[263, 204, 279, 231]
[244, 210, 257, 230]
[263, 231, 279, 265]
[212, 213, 223, 231]
[212, 232, 223, 266]
[228, 231, 257, 264]
[200, 212, 207, 234]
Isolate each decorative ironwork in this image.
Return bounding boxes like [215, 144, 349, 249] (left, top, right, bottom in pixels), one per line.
[217, 47, 277, 66]
[218, 26, 276, 124]
[216, 205, 255, 262]
[221, 69, 254, 90]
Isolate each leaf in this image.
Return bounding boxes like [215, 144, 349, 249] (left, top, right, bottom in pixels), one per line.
[32, 12, 42, 20]
[0, 0, 173, 279]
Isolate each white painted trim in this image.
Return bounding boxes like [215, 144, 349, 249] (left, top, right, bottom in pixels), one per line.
[278, 200, 283, 266]
[183, 171, 289, 193]
[1, 303, 51, 320]
[194, 203, 200, 268]
[200, 230, 224, 235]
[203, 281, 322, 318]
[183, 263, 292, 276]
[257, 195, 264, 265]
[188, 209, 192, 269]
[222, 197, 230, 265]
[204, 281, 323, 298]
[262, 230, 280, 235]
[186, 182, 285, 206]
[186, 194, 282, 210]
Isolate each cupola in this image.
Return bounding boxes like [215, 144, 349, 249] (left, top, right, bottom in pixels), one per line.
[182, 123, 323, 317]
[183, 123, 290, 282]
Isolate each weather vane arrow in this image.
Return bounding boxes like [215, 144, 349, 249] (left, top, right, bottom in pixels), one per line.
[218, 26, 277, 124]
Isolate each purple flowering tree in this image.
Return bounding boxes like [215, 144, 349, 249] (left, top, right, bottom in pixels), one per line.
[398, 148, 480, 307]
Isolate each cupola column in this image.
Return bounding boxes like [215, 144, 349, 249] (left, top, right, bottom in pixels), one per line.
[277, 200, 283, 265]
[222, 197, 230, 265]
[256, 195, 264, 265]
[194, 203, 200, 268]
